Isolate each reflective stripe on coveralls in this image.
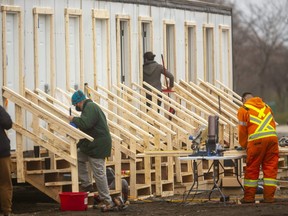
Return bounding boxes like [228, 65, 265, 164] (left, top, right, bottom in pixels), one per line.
[244, 104, 277, 141]
[263, 178, 278, 187]
[244, 179, 258, 188]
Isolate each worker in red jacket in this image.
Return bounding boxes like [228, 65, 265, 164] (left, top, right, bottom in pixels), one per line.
[237, 92, 279, 203]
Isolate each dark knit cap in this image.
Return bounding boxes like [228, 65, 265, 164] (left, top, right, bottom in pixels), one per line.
[144, 51, 156, 60]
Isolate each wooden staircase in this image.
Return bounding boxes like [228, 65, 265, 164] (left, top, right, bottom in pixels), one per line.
[4, 80, 247, 203]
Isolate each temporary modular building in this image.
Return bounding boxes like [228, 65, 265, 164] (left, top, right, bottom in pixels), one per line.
[0, 0, 236, 201]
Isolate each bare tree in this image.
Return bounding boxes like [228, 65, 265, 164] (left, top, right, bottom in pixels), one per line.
[201, 0, 288, 120]
[233, 0, 288, 115]
[245, 1, 288, 92]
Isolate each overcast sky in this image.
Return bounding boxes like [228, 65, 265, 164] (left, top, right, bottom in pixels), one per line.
[233, 0, 265, 10]
[231, 0, 288, 17]
[233, 0, 288, 11]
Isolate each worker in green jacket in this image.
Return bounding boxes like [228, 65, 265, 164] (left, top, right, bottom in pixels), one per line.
[69, 90, 114, 210]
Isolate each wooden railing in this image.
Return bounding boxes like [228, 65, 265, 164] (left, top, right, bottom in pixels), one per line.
[3, 86, 93, 192]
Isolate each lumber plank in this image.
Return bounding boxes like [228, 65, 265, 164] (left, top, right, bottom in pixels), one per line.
[3, 87, 92, 141]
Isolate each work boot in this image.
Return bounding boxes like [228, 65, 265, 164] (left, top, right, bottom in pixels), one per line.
[93, 195, 106, 209]
[240, 198, 255, 204]
[113, 196, 128, 211]
[100, 200, 117, 212]
[260, 198, 275, 203]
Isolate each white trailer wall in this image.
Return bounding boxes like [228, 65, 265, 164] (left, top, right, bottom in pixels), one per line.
[0, 0, 233, 149]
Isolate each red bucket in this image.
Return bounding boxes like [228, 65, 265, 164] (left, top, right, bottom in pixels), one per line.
[59, 192, 88, 211]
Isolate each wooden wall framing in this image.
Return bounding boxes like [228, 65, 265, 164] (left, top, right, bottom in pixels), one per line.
[163, 20, 177, 82]
[184, 21, 197, 83]
[33, 7, 55, 96]
[203, 24, 215, 84]
[138, 16, 153, 86]
[116, 14, 132, 86]
[1, 5, 25, 182]
[92, 9, 111, 90]
[64, 8, 84, 91]
[218, 25, 231, 87]
[1, 5, 24, 95]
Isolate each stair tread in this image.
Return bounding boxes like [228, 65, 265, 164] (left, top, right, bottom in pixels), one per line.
[180, 171, 193, 176]
[88, 189, 121, 197]
[136, 183, 151, 190]
[151, 180, 174, 185]
[45, 181, 72, 186]
[26, 168, 71, 174]
[136, 169, 155, 174]
[122, 158, 143, 163]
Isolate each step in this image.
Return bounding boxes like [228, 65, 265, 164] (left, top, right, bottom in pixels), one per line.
[45, 181, 72, 186]
[24, 157, 45, 162]
[181, 171, 193, 177]
[121, 158, 143, 163]
[88, 189, 122, 197]
[26, 168, 71, 175]
[136, 184, 151, 190]
[106, 161, 116, 166]
[151, 161, 175, 168]
[135, 184, 151, 197]
[136, 169, 155, 174]
[151, 180, 173, 186]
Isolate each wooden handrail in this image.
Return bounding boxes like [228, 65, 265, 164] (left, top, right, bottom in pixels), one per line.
[2, 86, 93, 192]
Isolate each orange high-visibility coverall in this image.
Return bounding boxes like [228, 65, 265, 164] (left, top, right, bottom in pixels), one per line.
[237, 97, 279, 202]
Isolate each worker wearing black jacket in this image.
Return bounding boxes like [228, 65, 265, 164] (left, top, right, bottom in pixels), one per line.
[0, 104, 13, 216]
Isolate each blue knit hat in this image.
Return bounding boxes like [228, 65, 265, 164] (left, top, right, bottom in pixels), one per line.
[71, 90, 86, 105]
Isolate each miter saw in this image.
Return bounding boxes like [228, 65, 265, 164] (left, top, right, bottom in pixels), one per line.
[189, 115, 223, 156]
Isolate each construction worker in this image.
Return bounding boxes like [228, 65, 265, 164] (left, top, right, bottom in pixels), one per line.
[143, 51, 174, 110]
[69, 90, 115, 211]
[237, 92, 279, 203]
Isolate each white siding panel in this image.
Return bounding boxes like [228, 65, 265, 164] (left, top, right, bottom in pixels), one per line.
[82, 1, 94, 88]
[95, 20, 108, 88]
[108, 2, 121, 87]
[6, 14, 17, 150]
[175, 8, 186, 81]
[150, 6, 163, 62]
[69, 17, 80, 89]
[38, 15, 50, 91]
[23, 2, 35, 90]
[6, 15, 18, 91]
[54, 1, 67, 89]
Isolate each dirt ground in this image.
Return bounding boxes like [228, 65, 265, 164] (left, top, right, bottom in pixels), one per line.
[9, 185, 288, 216]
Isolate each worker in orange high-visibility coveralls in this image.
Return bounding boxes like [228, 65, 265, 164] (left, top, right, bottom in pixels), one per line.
[237, 92, 279, 203]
